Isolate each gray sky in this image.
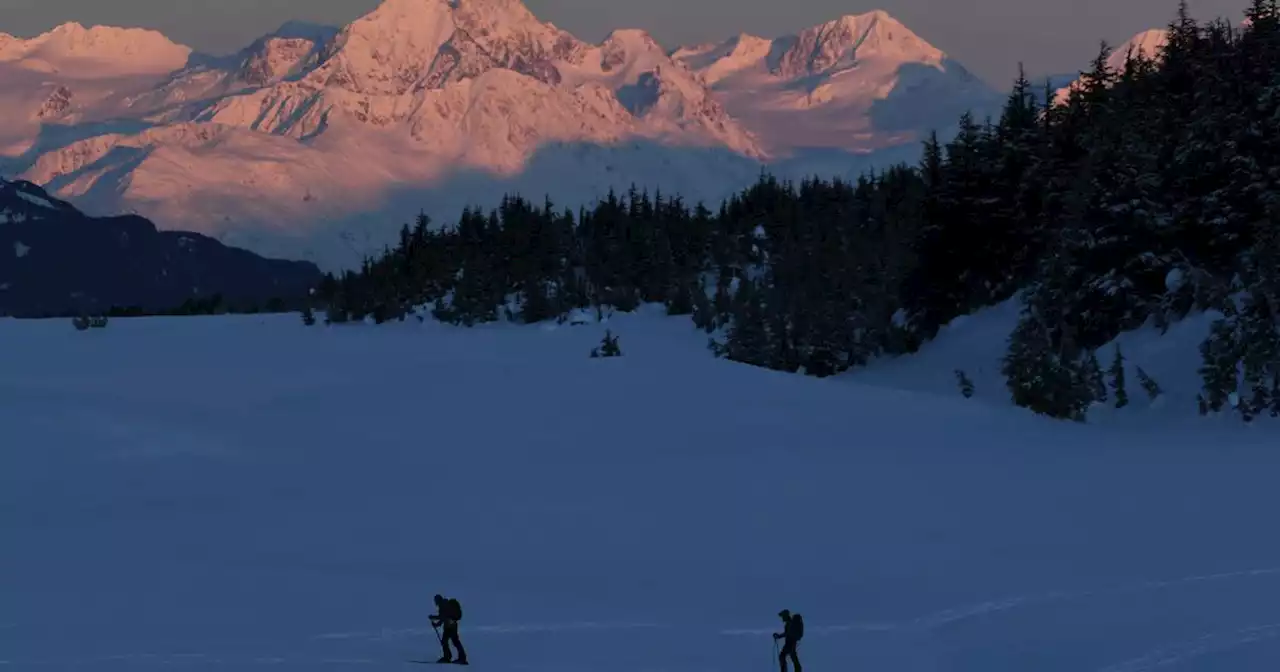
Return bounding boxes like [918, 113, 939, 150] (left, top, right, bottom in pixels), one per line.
[1, 0, 1249, 85]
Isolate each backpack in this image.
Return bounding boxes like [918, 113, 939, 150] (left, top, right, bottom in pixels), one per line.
[791, 613, 804, 640]
[447, 598, 463, 621]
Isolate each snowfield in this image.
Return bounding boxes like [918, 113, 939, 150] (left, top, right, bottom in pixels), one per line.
[2, 304, 1278, 670]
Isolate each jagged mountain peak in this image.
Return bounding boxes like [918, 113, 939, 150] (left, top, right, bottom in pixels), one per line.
[774, 9, 944, 78]
[233, 23, 339, 86]
[306, 0, 581, 94]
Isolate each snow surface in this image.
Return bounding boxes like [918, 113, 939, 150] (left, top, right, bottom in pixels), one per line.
[2, 303, 1278, 670]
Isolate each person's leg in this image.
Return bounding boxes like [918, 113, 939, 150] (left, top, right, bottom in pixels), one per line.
[778, 640, 793, 672]
[788, 644, 801, 672]
[449, 624, 467, 663]
[438, 622, 454, 662]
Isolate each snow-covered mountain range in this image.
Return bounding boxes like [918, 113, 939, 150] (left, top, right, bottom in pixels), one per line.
[672, 11, 994, 155]
[0, 0, 1002, 270]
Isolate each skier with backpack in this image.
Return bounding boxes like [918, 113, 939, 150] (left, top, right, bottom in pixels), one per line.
[772, 609, 803, 672]
[429, 594, 468, 664]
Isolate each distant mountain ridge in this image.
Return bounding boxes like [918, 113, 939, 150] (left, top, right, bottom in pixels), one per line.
[0, 0, 1002, 271]
[671, 10, 998, 155]
[0, 177, 320, 317]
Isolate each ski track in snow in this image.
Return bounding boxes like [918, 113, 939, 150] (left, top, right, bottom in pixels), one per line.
[7, 565, 1280, 669]
[312, 621, 668, 640]
[721, 564, 1280, 637]
[1094, 622, 1280, 672]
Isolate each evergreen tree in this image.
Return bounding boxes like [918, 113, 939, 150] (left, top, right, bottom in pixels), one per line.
[1086, 350, 1107, 402]
[1109, 344, 1129, 409]
[591, 330, 622, 358]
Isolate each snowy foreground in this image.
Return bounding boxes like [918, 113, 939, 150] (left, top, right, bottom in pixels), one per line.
[2, 304, 1279, 671]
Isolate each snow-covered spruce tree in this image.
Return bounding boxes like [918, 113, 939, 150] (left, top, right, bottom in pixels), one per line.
[1198, 301, 1241, 413]
[1002, 244, 1097, 421]
[1002, 307, 1094, 420]
[710, 279, 772, 366]
[1237, 293, 1280, 421]
[1003, 177, 1098, 420]
[1197, 228, 1280, 419]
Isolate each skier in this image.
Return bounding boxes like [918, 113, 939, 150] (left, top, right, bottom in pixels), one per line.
[772, 609, 803, 672]
[430, 594, 468, 664]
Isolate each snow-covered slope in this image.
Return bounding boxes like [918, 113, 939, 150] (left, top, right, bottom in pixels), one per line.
[0, 24, 192, 158]
[1053, 28, 1168, 104]
[855, 298, 1248, 428]
[117, 21, 342, 117]
[673, 10, 1002, 155]
[2, 305, 1278, 670]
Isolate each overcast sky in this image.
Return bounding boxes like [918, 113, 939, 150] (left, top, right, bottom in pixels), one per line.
[1, 0, 1249, 84]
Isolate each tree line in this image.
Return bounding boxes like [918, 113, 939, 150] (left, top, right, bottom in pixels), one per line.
[314, 1, 1280, 422]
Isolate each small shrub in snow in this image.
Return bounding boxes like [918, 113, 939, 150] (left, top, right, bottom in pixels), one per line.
[1135, 366, 1162, 401]
[72, 315, 107, 330]
[301, 304, 316, 326]
[955, 369, 975, 398]
[591, 330, 622, 358]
